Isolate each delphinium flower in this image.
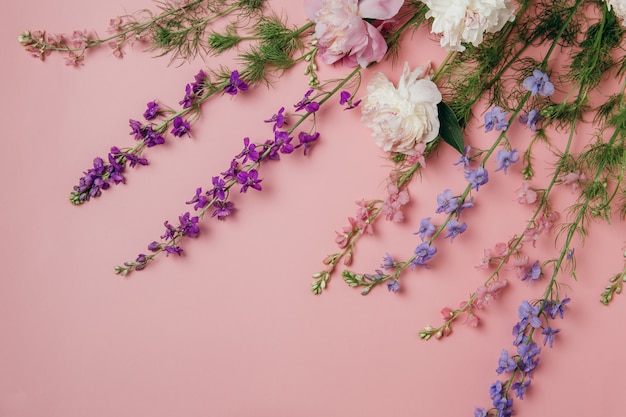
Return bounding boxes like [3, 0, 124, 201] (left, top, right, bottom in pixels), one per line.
[484, 107, 509, 132]
[522, 69, 555, 97]
[223, 70, 249, 95]
[361, 62, 442, 155]
[444, 219, 467, 242]
[382, 183, 410, 222]
[519, 109, 542, 131]
[339, 90, 361, 109]
[494, 149, 519, 174]
[516, 181, 538, 205]
[303, 0, 404, 67]
[415, 217, 436, 241]
[421, 0, 516, 51]
[464, 167, 489, 191]
[435, 189, 459, 214]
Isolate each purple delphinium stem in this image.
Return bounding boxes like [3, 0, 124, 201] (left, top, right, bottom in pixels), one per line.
[114, 78, 346, 276]
[70, 69, 248, 205]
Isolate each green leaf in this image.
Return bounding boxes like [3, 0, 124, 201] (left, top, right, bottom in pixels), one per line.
[437, 101, 465, 155]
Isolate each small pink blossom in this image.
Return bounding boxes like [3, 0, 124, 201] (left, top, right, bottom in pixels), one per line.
[382, 183, 410, 222]
[562, 171, 587, 193]
[473, 280, 507, 309]
[304, 0, 404, 68]
[516, 180, 537, 204]
[65, 52, 84, 67]
[406, 142, 427, 167]
[513, 256, 531, 279]
[70, 30, 90, 49]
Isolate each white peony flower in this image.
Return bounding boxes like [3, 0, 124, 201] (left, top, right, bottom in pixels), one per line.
[607, 0, 626, 25]
[422, 0, 516, 51]
[361, 62, 442, 155]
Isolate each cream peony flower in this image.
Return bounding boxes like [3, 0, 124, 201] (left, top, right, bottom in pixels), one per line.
[361, 62, 442, 155]
[422, 0, 516, 51]
[607, 0, 626, 25]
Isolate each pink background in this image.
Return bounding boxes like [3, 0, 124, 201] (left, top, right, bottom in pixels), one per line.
[2, 1, 625, 416]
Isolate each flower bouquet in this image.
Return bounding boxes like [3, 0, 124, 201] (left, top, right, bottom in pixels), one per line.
[18, 0, 626, 415]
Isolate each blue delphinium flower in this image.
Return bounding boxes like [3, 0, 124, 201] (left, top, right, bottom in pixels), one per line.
[412, 242, 437, 268]
[465, 167, 489, 191]
[518, 300, 542, 329]
[453, 145, 472, 168]
[496, 349, 517, 374]
[511, 379, 531, 400]
[545, 297, 570, 319]
[484, 106, 509, 132]
[521, 260, 542, 283]
[495, 149, 519, 174]
[444, 219, 467, 242]
[474, 408, 488, 417]
[387, 279, 400, 293]
[519, 109, 542, 131]
[381, 253, 395, 270]
[415, 217, 435, 241]
[523, 69, 555, 97]
[541, 327, 560, 348]
[436, 189, 459, 214]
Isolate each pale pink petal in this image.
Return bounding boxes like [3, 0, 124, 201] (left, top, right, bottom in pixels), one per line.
[303, 0, 324, 21]
[358, 0, 404, 20]
[354, 22, 388, 67]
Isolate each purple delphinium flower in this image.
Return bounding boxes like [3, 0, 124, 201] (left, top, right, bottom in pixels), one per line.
[179, 212, 200, 238]
[235, 137, 260, 163]
[192, 69, 206, 94]
[221, 159, 239, 180]
[436, 189, 459, 214]
[387, 279, 400, 293]
[495, 149, 519, 174]
[210, 176, 227, 200]
[273, 130, 294, 154]
[294, 90, 320, 113]
[521, 260, 542, 283]
[381, 253, 395, 270]
[171, 116, 191, 137]
[465, 167, 489, 191]
[212, 200, 235, 220]
[523, 69, 555, 97]
[265, 107, 286, 131]
[296, 131, 320, 155]
[453, 145, 472, 168]
[144, 126, 165, 147]
[339, 90, 361, 110]
[484, 106, 509, 132]
[237, 169, 262, 192]
[415, 217, 435, 241]
[186, 187, 209, 211]
[444, 219, 467, 242]
[147, 241, 161, 252]
[143, 101, 159, 120]
[223, 70, 249, 95]
[518, 300, 542, 329]
[496, 349, 517, 374]
[412, 242, 437, 268]
[541, 327, 560, 348]
[519, 109, 542, 131]
[129, 119, 144, 140]
[179, 84, 194, 109]
[165, 245, 183, 256]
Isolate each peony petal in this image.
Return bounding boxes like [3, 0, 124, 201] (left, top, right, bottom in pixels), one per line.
[303, 0, 324, 22]
[354, 22, 388, 67]
[358, 0, 404, 20]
